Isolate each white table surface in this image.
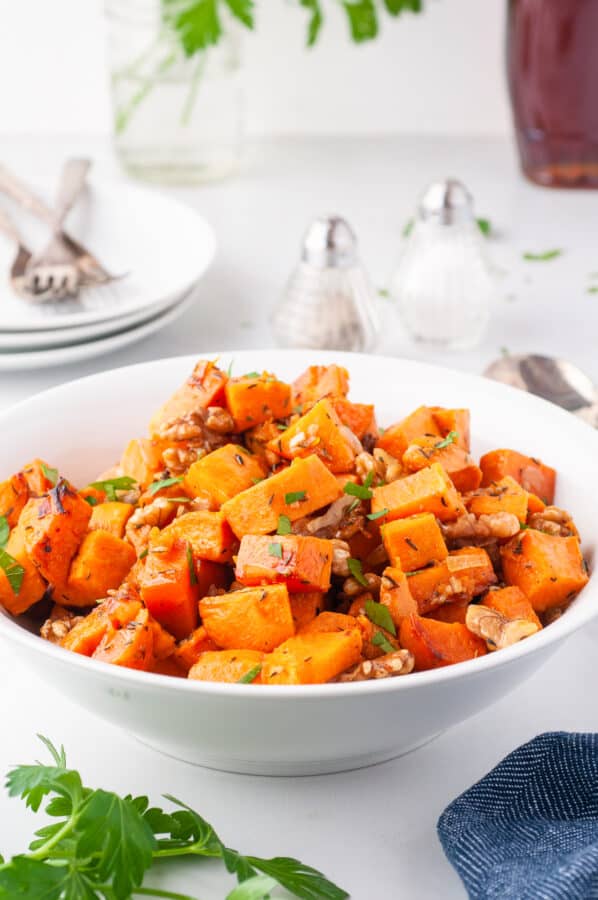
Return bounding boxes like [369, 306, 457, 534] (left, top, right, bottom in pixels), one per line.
[0, 134, 597, 899]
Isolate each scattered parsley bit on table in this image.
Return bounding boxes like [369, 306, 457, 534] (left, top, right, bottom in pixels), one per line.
[522, 249, 563, 262]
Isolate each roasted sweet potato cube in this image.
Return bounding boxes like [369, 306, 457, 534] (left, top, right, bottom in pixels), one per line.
[139, 537, 200, 639]
[270, 398, 356, 473]
[301, 610, 393, 660]
[289, 591, 327, 630]
[93, 606, 155, 671]
[371, 463, 465, 523]
[399, 614, 487, 670]
[20, 480, 91, 589]
[262, 631, 362, 684]
[0, 521, 47, 615]
[120, 438, 165, 490]
[291, 365, 350, 410]
[376, 406, 441, 460]
[21, 458, 59, 495]
[161, 510, 238, 564]
[184, 444, 266, 508]
[379, 566, 418, 626]
[402, 436, 482, 493]
[173, 625, 219, 672]
[149, 359, 228, 437]
[467, 475, 529, 521]
[482, 586, 542, 629]
[235, 534, 333, 593]
[225, 373, 291, 431]
[500, 530, 588, 612]
[333, 399, 379, 443]
[0, 472, 29, 528]
[406, 547, 497, 614]
[61, 597, 142, 656]
[221, 455, 341, 539]
[188, 649, 264, 683]
[430, 407, 471, 450]
[62, 530, 136, 607]
[199, 584, 294, 652]
[424, 599, 470, 624]
[480, 449, 556, 504]
[381, 513, 448, 572]
[89, 501, 134, 538]
[299, 611, 358, 635]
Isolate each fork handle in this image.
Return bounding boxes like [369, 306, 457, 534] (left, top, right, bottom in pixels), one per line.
[0, 165, 55, 226]
[52, 158, 91, 230]
[0, 205, 23, 245]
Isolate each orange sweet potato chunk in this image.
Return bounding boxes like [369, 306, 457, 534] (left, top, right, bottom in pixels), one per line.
[406, 547, 497, 614]
[333, 399, 379, 443]
[61, 597, 142, 656]
[188, 649, 264, 683]
[480, 449, 556, 504]
[430, 408, 471, 450]
[62, 530, 136, 607]
[500, 530, 588, 612]
[262, 631, 362, 684]
[402, 437, 482, 494]
[467, 476, 529, 521]
[376, 406, 441, 460]
[270, 398, 356, 473]
[381, 513, 448, 572]
[425, 599, 470, 624]
[221, 455, 341, 539]
[120, 438, 165, 490]
[173, 625, 219, 672]
[235, 534, 333, 593]
[399, 614, 487, 670]
[21, 459, 59, 495]
[0, 521, 47, 615]
[299, 611, 359, 635]
[482, 586, 542, 629]
[371, 463, 465, 523]
[161, 510, 238, 564]
[379, 566, 418, 627]
[93, 606, 155, 671]
[184, 444, 265, 508]
[139, 537, 200, 639]
[199, 584, 294, 652]
[289, 592, 327, 630]
[89, 501, 134, 539]
[225, 373, 291, 431]
[149, 359, 228, 437]
[20, 480, 91, 590]
[0, 472, 29, 528]
[292, 365, 350, 409]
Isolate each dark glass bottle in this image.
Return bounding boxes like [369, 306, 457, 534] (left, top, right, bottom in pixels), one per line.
[507, 0, 598, 188]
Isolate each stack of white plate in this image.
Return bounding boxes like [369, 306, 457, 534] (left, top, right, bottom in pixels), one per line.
[0, 179, 216, 371]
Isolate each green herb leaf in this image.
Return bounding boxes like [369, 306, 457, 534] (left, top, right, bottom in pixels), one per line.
[348, 498, 361, 513]
[342, 0, 378, 42]
[251, 476, 265, 485]
[371, 630, 396, 654]
[243, 855, 349, 900]
[367, 507, 389, 521]
[244, 371, 260, 379]
[0, 857, 71, 899]
[139, 548, 149, 559]
[300, 0, 324, 46]
[277, 514, 292, 535]
[163, 0, 222, 56]
[364, 598, 397, 636]
[222, 0, 254, 29]
[41, 463, 58, 486]
[186, 543, 198, 585]
[378, 287, 390, 298]
[522, 248, 563, 262]
[347, 557, 368, 587]
[148, 476, 184, 495]
[0, 516, 9, 549]
[476, 217, 491, 236]
[268, 542, 283, 559]
[434, 430, 458, 450]
[0, 548, 24, 596]
[83, 495, 98, 507]
[89, 476, 137, 502]
[344, 479, 373, 500]
[285, 490, 307, 504]
[237, 664, 262, 684]
[587, 286, 598, 294]
[384, 0, 422, 14]
[226, 874, 277, 899]
[227, 359, 234, 376]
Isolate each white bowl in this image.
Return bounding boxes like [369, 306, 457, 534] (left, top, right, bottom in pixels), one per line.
[0, 350, 596, 775]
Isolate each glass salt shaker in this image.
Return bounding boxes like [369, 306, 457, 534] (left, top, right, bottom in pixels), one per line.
[271, 215, 379, 352]
[390, 179, 495, 349]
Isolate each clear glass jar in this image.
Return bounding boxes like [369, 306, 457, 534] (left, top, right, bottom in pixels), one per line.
[104, 0, 244, 184]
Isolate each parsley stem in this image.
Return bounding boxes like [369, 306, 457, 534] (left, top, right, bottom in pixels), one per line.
[28, 809, 82, 860]
[153, 846, 220, 859]
[180, 52, 207, 126]
[134, 888, 201, 900]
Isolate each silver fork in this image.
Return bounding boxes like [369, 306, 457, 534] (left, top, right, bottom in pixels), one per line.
[0, 206, 59, 302]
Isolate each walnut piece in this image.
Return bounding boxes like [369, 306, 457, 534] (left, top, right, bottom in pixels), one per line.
[336, 649, 414, 681]
[355, 448, 402, 485]
[528, 506, 578, 538]
[125, 496, 179, 554]
[342, 572, 381, 597]
[41, 606, 83, 644]
[442, 511, 521, 545]
[331, 539, 351, 577]
[465, 604, 539, 651]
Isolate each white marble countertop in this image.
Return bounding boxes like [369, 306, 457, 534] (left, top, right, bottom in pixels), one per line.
[0, 134, 597, 899]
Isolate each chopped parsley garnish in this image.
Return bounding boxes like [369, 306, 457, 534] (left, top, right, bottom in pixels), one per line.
[367, 508, 389, 521]
[83, 495, 98, 507]
[0, 547, 24, 595]
[434, 431, 458, 450]
[0, 515, 10, 548]
[268, 542, 283, 559]
[244, 371, 260, 379]
[372, 630, 395, 654]
[148, 476, 183, 495]
[522, 248, 563, 262]
[41, 463, 58, 486]
[237, 664, 262, 684]
[347, 557, 368, 587]
[89, 476, 137, 501]
[364, 598, 397, 636]
[251, 476, 265, 485]
[226, 359, 234, 376]
[186, 543, 197, 585]
[277, 514, 292, 535]
[343, 470, 374, 500]
[285, 490, 307, 504]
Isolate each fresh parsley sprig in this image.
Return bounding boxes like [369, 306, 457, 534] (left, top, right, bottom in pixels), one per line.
[89, 476, 138, 502]
[0, 736, 349, 900]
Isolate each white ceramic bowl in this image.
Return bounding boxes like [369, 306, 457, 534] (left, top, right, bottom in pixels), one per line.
[0, 350, 596, 775]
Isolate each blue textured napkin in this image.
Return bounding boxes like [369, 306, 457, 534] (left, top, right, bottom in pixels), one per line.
[438, 732, 598, 899]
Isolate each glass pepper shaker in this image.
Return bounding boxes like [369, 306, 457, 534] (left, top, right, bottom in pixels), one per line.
[271, 215, 379, 352]
[390, 178, 495, 349]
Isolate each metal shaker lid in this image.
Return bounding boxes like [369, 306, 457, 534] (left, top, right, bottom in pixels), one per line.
[301, 215, 358, 268]
[417, 178, 475, 226]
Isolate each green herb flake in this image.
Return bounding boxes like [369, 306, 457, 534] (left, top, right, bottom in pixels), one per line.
[347, 557, 368, 587]
[476, 217, 492, 237]
[268, 542, 283, 559]
[277, 515, 292, 536]
[348, 498, 361, 513]
[0, 547, 24, 595]
[372, 630, 396, 654]
[83, 495, 98, 507]
[226, 359, 234, 377]
[367, 507, 389, 521]
[89, 476, 137, 502]
[244, 371, 260, 379]
[284, 490, 307, 504]
[344, 469, 374, 501]
[237, 664, 262, 684]
[148, 476, 183, 495]
[522, 248, 563, 262]
[378, 287, 390, 298]
[364, 598, 397, 636]
[434, 430, 458, 450]
[41, 463, 59, 486]
[0, 515, 10, 549]
[587, 286, 598, 294]
[251, 476, 265, 485]
[138, 548, 149, 560]
[186, 543, 198, 585]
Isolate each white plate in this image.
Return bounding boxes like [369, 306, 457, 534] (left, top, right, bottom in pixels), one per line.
[0, 288, 196, 370]
[0, 178, 215, 332]
[0, 350, 597, 775]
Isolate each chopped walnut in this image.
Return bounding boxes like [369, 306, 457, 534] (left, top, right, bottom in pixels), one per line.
[157, 410, 230, 474]
[331, 539, 351, 577]
[162, 445, 205, 475]
[289, 424, 320, 453]
[41, 606, 83, 644]
[441, 511, 521, 546]
[465, 604, 539, 651]
[335, 649, 414, 681]
[355, 448, 402, 485]
[204, 406, 235, 434]
[528, 506, 578, 538]
[342, 572, 381, 598]
[295, 496, 359, 540]
[125, 496, 179, 554]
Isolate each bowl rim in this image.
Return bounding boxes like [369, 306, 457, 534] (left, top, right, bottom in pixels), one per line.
[1, 348, 597, 700]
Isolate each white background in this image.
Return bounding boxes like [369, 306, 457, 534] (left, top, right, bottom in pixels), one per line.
[0, 0, 510, 137]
